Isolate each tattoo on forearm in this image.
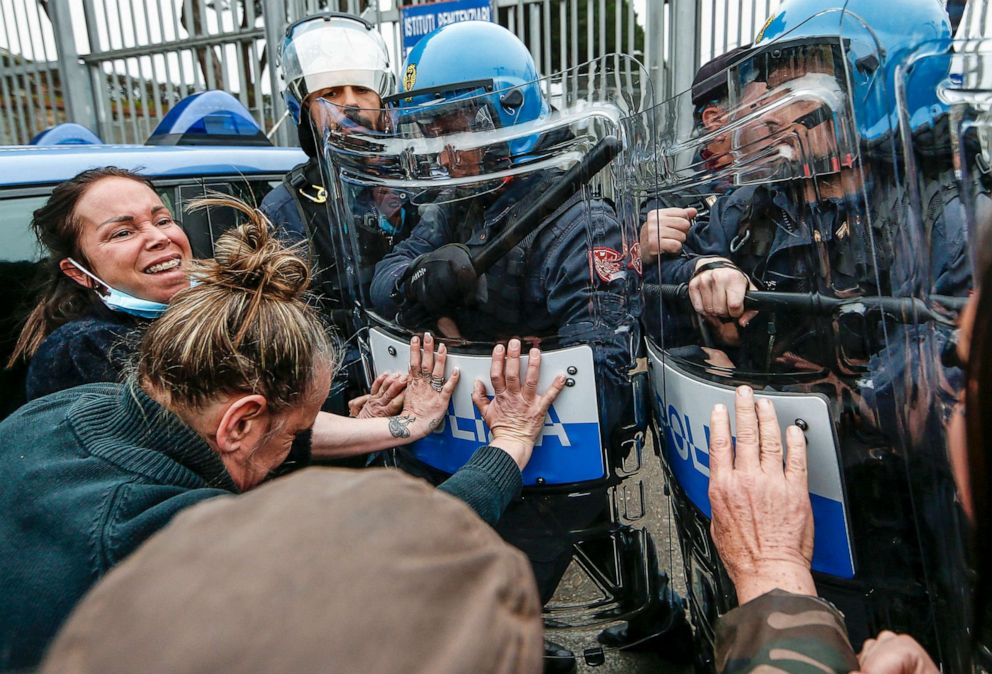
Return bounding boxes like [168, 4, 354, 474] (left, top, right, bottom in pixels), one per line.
[429, 416, 443, 430]
[389, 415, 416, 438]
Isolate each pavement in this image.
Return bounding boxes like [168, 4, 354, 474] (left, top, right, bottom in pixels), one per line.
[543, 436, 696, 674]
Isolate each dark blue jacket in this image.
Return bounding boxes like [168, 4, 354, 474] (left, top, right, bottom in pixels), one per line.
[259, 160, 338, 300]
[657, 184, 837, 290]
[651, 182, 889, 369]
[26, 306, 144, 401]
[260, 178, 308, 242]
[665, 178, 972, 299]
[370, 175, 641, 429]
[655, 177, 972, 378]
[0, 382, 521, 670]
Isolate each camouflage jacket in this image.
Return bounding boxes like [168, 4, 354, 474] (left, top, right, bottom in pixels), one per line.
[715, 589, 859, 673]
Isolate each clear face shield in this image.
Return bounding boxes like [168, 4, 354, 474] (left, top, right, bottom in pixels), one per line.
[893, 35, 992, 671]
[727, 41, 857, 188]
[638, 10, 973, 669]
[645, 37, 878, 381]
[312, 58, 648, 343]
[313, 57, 674, 644]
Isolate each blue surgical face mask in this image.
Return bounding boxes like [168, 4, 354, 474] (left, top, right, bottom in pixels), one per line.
[65, 257, 171, 320]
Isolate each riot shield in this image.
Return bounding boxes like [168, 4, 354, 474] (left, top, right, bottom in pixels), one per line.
[894, 34, 992, 670]
[312, 56, 679, 653]
[641, 11, 972, 671]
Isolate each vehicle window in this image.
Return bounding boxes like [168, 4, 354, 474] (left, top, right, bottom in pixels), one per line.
[170, 179, 282, 258]
[0, 195, 47, 421]
[0, 196, 46, 262]
[155, 187, 177, 221]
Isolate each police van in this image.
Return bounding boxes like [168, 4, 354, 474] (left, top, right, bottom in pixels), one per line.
[0, 91, 305, 419]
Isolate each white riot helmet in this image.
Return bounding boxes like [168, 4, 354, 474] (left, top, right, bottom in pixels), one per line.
[279, 13, 395, 125]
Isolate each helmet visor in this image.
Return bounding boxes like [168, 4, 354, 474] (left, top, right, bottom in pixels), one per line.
[281, 18, 394, 102]
[726, 40, 853, 185]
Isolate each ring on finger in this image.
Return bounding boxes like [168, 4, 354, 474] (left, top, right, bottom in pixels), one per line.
[430, 375, 445, 392]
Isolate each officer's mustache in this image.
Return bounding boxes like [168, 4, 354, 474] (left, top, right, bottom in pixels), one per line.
[341, 105, 367, 128]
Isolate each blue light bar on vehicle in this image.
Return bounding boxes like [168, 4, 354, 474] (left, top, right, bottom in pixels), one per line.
[146, 90, 271, 147]
[30, 123, 103, 146]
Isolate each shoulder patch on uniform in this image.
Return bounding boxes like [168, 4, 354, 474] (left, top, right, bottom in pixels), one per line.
[628, 242, 643, 276]
[591, 247, 624, 283]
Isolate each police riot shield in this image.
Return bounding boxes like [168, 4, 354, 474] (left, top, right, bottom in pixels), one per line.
[312, 56, 676, 645]
[895, 34, 992, 669]
[641, 9, 972, 671]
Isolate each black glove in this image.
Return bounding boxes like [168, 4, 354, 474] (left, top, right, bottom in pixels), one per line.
[400, 244, 478, 317]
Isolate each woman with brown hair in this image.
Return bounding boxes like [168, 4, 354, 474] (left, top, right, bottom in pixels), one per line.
[8, 167, 193, 400]
[0, 196, 565, 671]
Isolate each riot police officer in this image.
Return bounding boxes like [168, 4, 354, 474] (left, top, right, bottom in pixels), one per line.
[646, 0, 978, 669]
[669, 1, 970, 342]
[362, 20, 688, 670]
[369, 24, 640, 435]
[261, 13, 402, 417]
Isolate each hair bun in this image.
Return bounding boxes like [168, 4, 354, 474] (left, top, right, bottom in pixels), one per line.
[186, 196, 311, 301]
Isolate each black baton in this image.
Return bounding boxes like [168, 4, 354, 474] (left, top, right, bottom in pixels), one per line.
[469, 135, 623, 275]
[651, 283, 965, 326]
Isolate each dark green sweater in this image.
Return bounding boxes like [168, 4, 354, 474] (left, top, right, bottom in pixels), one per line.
[0, 383, 521, 670]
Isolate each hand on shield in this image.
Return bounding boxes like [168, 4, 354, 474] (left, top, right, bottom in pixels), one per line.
[471, 339, 567, 471]
[392, 333, 460, 439]
[350, 372, 408, 418]
[857, 632, 939, 674]
[708, 385, 815, 605]
[402, 244, 478, 317]
[639, 207, 697, 263]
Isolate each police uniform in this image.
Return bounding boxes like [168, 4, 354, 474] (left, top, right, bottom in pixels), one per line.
[661, 183, 871, 367]
[268, 12, 399, 421]
[260, 160, 363, 418]
[371, 171, 641, 426]
[662, 172, 974, 658]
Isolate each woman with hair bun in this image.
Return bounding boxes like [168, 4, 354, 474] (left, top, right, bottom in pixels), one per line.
[0, 196, 565, 671]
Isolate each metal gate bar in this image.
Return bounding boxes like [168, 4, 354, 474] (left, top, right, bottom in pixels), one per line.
[1, 0, 790, 146]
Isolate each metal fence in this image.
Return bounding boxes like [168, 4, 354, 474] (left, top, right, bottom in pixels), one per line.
[0, 0, 785, 146]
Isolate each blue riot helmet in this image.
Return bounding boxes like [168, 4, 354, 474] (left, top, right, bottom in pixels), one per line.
[390, 21, 550, 161]
[278, 13, 394, 154]
[753, 0, 952, 142]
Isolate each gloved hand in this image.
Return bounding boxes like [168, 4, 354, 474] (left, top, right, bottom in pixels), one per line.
[401, 244, 478, 317]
